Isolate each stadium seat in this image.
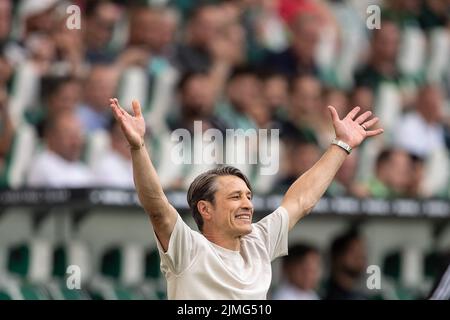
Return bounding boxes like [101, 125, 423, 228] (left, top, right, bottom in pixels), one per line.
[398, 27, 425, 78]
[143, 248, 166, 299]
[5, 240, 54, 300]
[427, 28, 450, 83]
[382, 247, 431, 299]
[89, 244, 147, 300]
[48, 241, 92, 300]
[4, 123, 39, 188]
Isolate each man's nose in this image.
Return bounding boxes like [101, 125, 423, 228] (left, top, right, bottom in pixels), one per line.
[241, 198, 253, 211]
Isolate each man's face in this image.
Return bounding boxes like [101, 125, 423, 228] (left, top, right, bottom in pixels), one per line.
[85, 3, 120, 49]
[418, 86, 443, 123]
[0, 0, 11, 40]
[48, 81, 81, 114]
[372, 22, 400, 63]
[291, 76, 322, 115]
[207, 175, 254, 237]
[84, 66, 118, 110]
[190, 7, 221, 46]
[228, 74, 262, 112]
[289, 252, 322, 291]
[181, 75, 215, 116]
[48, 114, 84, 162]
[340, 238, 367, 278]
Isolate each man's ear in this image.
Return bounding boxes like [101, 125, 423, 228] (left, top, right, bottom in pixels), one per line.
[197, 200, 212, 221]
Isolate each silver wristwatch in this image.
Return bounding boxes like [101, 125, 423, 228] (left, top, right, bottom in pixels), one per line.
[331, 138, 352, 154]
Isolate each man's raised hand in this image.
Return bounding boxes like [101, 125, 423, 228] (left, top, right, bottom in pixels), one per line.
[109, 98, 146, 149]
[328, 105, 384, 149]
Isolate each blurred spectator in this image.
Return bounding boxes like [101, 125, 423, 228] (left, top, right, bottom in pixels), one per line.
[52, 8, 85, 77]
[216, 67, 260, 130]
[350, 86, 375, 113]
[174, 2, 245, 100]
[324, 229, 368, 300]
[0, 0, 12, 44]
[354, 19, 402, 91]
[42, 74, 81, 115]
[32, 75, 82, 133]
[27, 111, 93, 187]
[168, 71, 226, 134]
[418, 0, 450, 31]
[77, 64, 118, 133]
[174, 3, 219, 73]
[366, 148, 415, 198]
[274, 135, 321, 193]
[0, 89, 13, 185]
[127, 5, 177, 58]
[0, 52, 13, 90]
[328, 149, 369, 198]
[261, 71, 289, 121]
[84, 0, 122, 63]
[92, 118, 133, 188]
[279, 74, 322, 143]
[25, 32, 57, 76]
[382, 0, 422, 27]
[272, 243, 322, 300]
[262, 11, 321, 77]
[395, 84, 449, 196]
[175, 3, 242, 73]
[18, 0, 59, 38]
[395, 85, 447, 158]
[408, 154, 426, 198]
[0, 0, 446, 198]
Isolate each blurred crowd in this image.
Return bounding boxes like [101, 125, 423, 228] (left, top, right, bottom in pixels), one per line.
[272, 229, 450, 300]
[0, 0, 449, 199]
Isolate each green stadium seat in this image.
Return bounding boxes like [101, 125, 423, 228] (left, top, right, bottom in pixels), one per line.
[143, 248, 166, 299]
[88, 244, 147, 300]
[48, 241, 92, 300]
[0, 290, 11, 300]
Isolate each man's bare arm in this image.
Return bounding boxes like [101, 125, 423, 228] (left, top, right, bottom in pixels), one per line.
[110, 98, 177, 251]
[282, 106, 384, 230]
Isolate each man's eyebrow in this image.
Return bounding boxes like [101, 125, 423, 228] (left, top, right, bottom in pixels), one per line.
[227, 190, 252, 196]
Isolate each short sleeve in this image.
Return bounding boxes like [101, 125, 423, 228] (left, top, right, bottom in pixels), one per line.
[153, 215, 199, 275]
[252, 206, 289, 261]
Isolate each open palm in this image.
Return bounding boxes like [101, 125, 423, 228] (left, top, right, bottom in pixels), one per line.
[328, 106, 384, 149]
[110, 98, 145, 148]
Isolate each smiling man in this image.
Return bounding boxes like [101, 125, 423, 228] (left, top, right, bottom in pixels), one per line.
[109, 97, 383, 299]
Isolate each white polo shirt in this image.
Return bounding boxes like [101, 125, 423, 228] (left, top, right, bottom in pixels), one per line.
[154, 206, 289, 300]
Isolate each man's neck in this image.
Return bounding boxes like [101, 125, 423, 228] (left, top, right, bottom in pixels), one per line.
[202, 230, 241, 252]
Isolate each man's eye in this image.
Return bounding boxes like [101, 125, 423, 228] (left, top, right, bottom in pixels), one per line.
[232, 196, 240, 199]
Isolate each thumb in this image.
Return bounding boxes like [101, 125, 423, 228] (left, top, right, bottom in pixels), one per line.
[132, 99, 142, 117]
[328, 105, 340, 123]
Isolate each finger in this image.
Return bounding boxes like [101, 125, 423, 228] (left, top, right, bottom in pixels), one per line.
[110, 100, 124, 120]
[132, 99, 142, 117]
[327, 105, 340, 123]
[355, 111, 372, 124]
[113, 98, 127, 116]
[365, 128, 384, 137]
[110, 104, 123, 121]
[346, 106, 361, 120]
[361, 117, 379, 129]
